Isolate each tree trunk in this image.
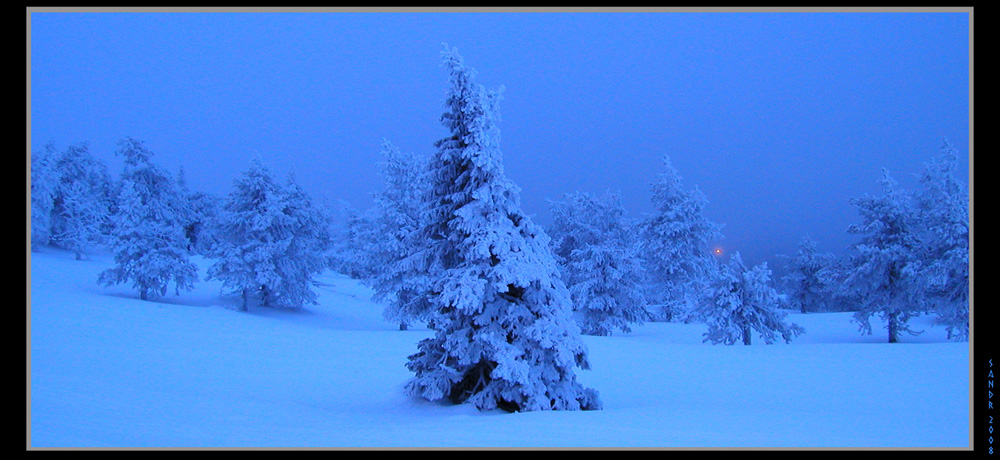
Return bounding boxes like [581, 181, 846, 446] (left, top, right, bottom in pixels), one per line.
[241, 288, 249, 312]
[887, 311, 898, 343]
[743, 325, 752, 345]
[140, 288, 148, 301]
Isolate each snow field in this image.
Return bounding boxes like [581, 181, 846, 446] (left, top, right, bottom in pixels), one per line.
[29, 248, 969, 448]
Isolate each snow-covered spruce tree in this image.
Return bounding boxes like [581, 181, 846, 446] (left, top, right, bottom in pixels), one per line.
[206, 157, 295, 311]
[703, 252, 804, 345]
[640, 155, 723, 322]
[30, 143, 59, 251]
[98, 137, 198, 301]
[404, 46, 601, 412]
[269, 174, 332, 309]
[49, 142, 113, 260]
[366, 139, 433, 331]
[915, 139, 969, 341]
[815, 256, 865, 313]
[330, 202, 381, 280]
[548, 191, 647, 336]
[779, 235, 836, 313]
[838, 169, 927, 343]
[175, 166, 222, 255]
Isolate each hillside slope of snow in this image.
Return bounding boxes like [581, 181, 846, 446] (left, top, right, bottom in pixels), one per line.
[28, 248, 969, 448]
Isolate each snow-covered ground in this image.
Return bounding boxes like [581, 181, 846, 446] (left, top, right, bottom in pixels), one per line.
[28, 247, 970, 449]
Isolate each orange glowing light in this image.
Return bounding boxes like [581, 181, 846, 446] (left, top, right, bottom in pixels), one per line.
[714, 248, 723, 255]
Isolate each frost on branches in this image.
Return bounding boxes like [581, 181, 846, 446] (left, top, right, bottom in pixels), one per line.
[403, 46, 601, 413]
[548, 191, 648, 336]
[97, 137, 198, 301]
[703, 252, 803, 346]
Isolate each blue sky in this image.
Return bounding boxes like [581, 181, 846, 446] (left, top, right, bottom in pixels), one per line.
[29, 10, 970, 271]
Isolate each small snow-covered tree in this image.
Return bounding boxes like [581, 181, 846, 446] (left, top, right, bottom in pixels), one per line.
[175, 166, 221, 255]
[206, 156, 294, 311]
[330, 202, 381, 280]
[366, 139, 433, 330]
[207, 158, 328, 311]
[640, 155, 723, 322]
[703, 252, 804, 345]
[49, 142, 113, 259]
[548, 191, 647, 335]
[404, 46, 601, 412]
[98, 137, 198, 301]
[915, 139, 969, 341]
[780, 235, 836, 313]
[30, 143, 60, 251]
[54, 180, 108, 260]
[270, 174, 332, 309]
[184, 189, 222, 256]
[835, 169, 927, 343]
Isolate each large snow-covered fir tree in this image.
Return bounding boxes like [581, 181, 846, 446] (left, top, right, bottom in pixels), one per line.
[365, 139, 433, 330]
[834, 169, 927, 343]
[206, 157, 325, 311]
[97, 137, 198, 301]
[779, 235, 836, 313]
[640, 155, 723, 322]
[548, 191, 647, 336]
[48, 142, 113, 260]
[915, 139, 969, 341]
[404, 46, 601, 412]
[703, 252, 804, 345]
